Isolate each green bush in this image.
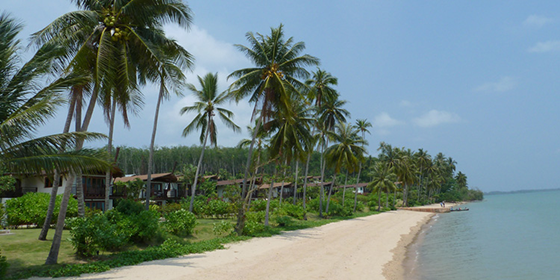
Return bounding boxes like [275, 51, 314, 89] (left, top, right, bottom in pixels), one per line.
[205, 199, 230, 218]
[115, 199, 144, 216]
[249, 199, 267, 212]
[160, 203, 182, 215]
[276, 203, 305, 220]
[243, 220, 265, 236]
[246, 211, 265, 223]
[5, 193, 77, 227]
[66, 214, 129, 256]
[129, 210, 161, 243]
[0, 250, 8, 279]
[275, 216, 293, 227]
[164, 209, 197, 237]
[212, 220, 233, 236]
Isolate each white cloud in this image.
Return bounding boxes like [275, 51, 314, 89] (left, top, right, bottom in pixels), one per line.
[400, 100, 414, 107]
[474, 76, 517, 93]
[372, 112, 404, 128]
[412, 110, 461, 127]
[523, 15, 553, 28]
[528, 40, 560, 53]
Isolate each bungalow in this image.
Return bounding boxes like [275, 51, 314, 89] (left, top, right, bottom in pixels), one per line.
[259, 182, 294, 198]
[0, 171, 123, 211]
[113, 173, 182, 204]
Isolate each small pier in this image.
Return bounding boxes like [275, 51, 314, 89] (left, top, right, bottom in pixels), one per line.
[398, 207, 450, 213]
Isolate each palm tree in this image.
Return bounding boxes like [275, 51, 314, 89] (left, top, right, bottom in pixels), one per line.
[456, 171, 467, 189]
[316, 97, 349, 217]
[0, 13, 111, 258]
[324, 122, 365, 214]
[228, 24, 319, 234]
[32, 0, 194, 264]
[414, 149, 431, 203]
[180, 73, 240, 212]
[301, 68, 338, 216]
[368, 161, 396, 211]
[353, 119, 371, 211]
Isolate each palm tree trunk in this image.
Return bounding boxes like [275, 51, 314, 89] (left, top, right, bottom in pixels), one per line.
[46, 87, 97, 263]
[45, 173, 75, 264]
[325, 174, 336, 214]
[301, 151, 311, 220]
[377, 189, 381, 211]
[385, 189, 389, 208]
[292, 160, 299, 205]
[38, 93, 76, 240]
[264, 176, 275, 227]
[235, 117, 262, 235]
[189, 119, 210, 212]
[279, 159, 287, 205]
[354, 162, 362, 213]
[74, 91, 85, 217]
[104, 98, 117, 212]
[342, 170, 348, 207]
[319, 137, 329, 218]
[146, 83, 165, 210]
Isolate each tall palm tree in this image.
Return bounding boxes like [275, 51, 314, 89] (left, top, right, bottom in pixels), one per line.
[180, 73, 240, 212]
[368, 161, 396, 211]
[456, 171, 467, 189]
[414, 148, 431, 203]
[324, 122, 365, 214]
[228, 24, 319, 234]
[353, 119, 371, 211]
[301, 68, 338, 216]
[316, 97, 349, 217]
[32, 0, 194, 264]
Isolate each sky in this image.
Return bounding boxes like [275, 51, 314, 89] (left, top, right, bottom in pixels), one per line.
[4, 1, 560, 192]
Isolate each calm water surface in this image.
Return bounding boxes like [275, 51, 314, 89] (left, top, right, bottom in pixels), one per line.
[410, 190, 560, 280]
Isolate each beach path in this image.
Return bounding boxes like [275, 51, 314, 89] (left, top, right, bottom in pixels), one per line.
[33, 210, 432, 280]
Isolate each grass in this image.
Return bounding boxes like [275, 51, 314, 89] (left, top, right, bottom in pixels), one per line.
[0, 209, 380, 279]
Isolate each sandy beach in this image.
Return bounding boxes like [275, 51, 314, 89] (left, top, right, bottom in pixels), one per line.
[32, 210, 434, 280]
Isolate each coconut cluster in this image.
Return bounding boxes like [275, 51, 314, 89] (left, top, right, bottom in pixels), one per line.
[102, 13, 131, 42]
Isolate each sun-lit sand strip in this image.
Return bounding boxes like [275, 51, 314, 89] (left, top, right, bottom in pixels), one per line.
[31, 210, 433, 280]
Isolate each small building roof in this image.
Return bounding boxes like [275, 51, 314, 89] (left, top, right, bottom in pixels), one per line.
[259, 182, 293, 189]
[305, 182, 333, 187]
[335, 183, 369, 188]
[114, 173, 177, 183]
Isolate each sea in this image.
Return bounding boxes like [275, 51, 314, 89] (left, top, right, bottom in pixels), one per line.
[406, 189, 560, 280]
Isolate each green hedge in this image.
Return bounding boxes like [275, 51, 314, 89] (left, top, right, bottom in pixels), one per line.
[5, 193, 77, 227]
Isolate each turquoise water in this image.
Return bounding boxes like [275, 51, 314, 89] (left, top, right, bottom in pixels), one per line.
[411, 190, 560, 280]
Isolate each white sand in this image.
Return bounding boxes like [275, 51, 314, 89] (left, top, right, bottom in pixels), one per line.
[33, 210, 433, 280]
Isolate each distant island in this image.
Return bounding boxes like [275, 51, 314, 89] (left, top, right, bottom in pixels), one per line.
[485, 188, 560, 195]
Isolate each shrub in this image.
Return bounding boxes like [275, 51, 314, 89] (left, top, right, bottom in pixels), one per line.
[205, 199, 230, 218]
[243, 211, 266, 236]
[0, 250, 8, 279]
[129, 210, 161, 243]
[212, 220, 233, 236]
[5, 193, 77, 227]
[160, 203, 182, 216]
[275, 216, 293, 227]
[67, 214, 129, 256]
[164, 209, 197, 237]
[115, 199, 144, 216]
[277, 203, 305, 220]
[249, 199, 267, 212]
[246, 211, 265, 223]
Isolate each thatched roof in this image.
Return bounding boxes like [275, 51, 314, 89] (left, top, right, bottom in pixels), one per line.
[114, 173, 177, 183]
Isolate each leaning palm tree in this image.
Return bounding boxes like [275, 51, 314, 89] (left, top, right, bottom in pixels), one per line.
[0, 13, 111, 252]
[324, 122, 366, 214]
[31, 0, 194, 264]
[181, 73, 240, 212]
[228, 24, 319, 234]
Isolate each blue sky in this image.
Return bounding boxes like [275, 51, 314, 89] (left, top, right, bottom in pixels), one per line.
[4, 1, 560, 192]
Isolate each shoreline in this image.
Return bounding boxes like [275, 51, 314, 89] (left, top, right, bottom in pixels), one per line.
[382, 212, 434, 280]
[383, 202, 467, 280]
